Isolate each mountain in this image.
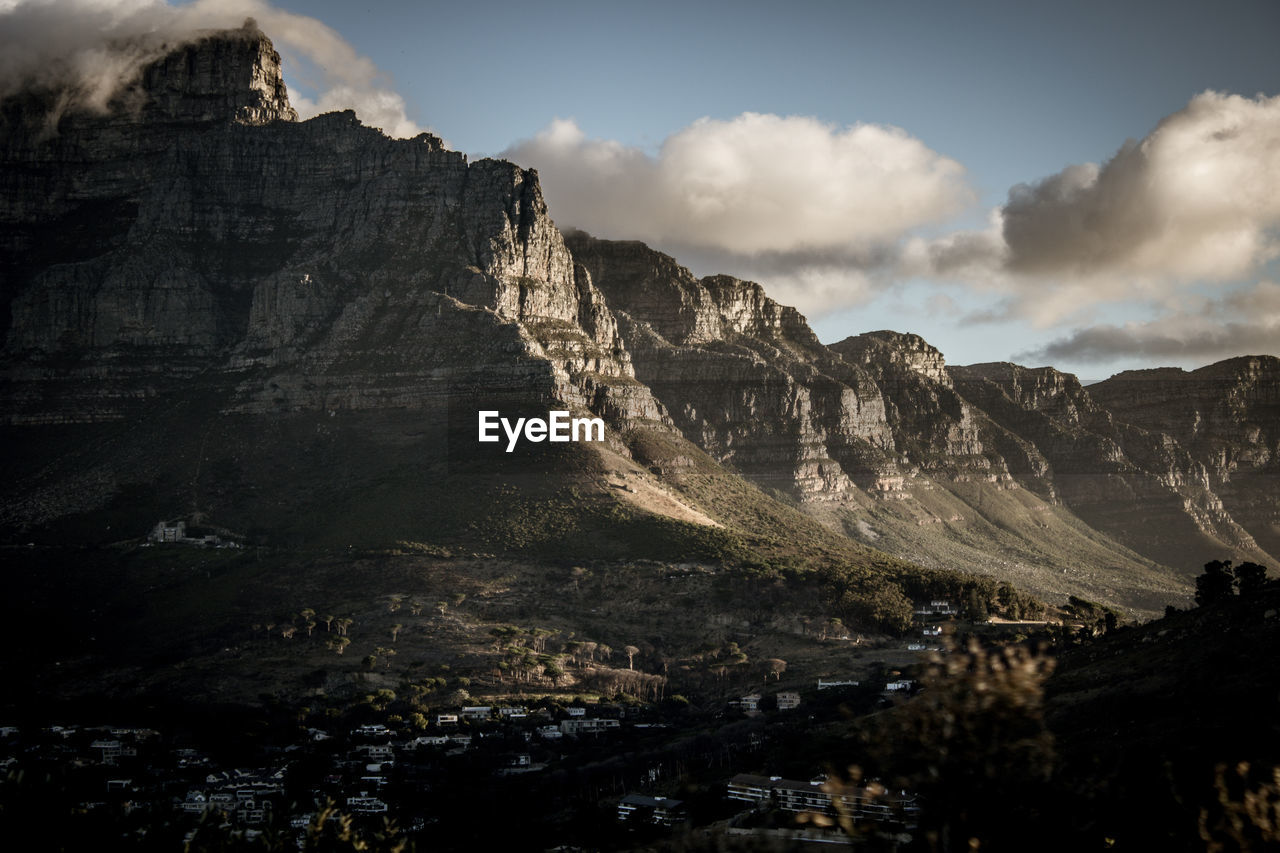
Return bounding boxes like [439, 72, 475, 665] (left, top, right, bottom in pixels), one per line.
[2, 25, 1274, 622]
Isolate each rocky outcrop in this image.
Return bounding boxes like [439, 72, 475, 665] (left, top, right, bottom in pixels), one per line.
[0, 26, 662, 434]
[3, 25, 1270, 614]
[1090, 357, 1280, 560]
[830, 333, 1029, 486]
[947, 362, 1270, 569]
[566, 231, 899, 499]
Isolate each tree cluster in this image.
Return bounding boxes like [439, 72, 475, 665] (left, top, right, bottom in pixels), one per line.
[1195, 559, 1270, 607]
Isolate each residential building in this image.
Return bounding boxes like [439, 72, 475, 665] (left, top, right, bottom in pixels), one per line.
[617, 794, 687, 826]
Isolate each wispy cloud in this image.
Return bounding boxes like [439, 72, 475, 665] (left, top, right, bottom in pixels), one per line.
[1017, 281, 1280, 364]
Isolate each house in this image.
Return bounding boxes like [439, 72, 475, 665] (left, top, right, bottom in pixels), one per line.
[361, 743, 394, 760]
[537, 725, 563, 740]
[353, 724, 389, 737]
[775, 691, 801, 711]
[149, 520, 186, 543]
[90, 739, 134, 764]
[817, 678, 860, 690]
[726, 773, 918, 824]
[559, 718, 620, 735]
[434, 714, 458, 727]
[179, 791, 211, 814]
[460, 706, 491, 721]
[913, 599, 957, 617]
[730, 694, 761, 712]
[617, 794, 687, 826]
[346, 795, 388, 814]
[885, 680, 914, 692]
[498, 706, 528, 719]
[565, 707, 587, 717]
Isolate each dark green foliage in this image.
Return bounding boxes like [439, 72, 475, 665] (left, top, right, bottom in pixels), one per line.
[1196, 560, 1237, 606]
[1193, 559, 1271, 606]
[1236, 562, 1269, 596]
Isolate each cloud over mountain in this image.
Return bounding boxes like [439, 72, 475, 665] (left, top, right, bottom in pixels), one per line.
[0, 0, 425, 138]
[504, 113, 972, 256]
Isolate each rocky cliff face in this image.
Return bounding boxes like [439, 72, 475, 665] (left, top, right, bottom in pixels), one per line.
[3, 26, 1272, 616]
[0, 24, 658, 431]
[0, 25, 695, 551]
[1089, 358, 1280, 560]
[948, 362, 1270, 570]
[566, 232, 900, 499]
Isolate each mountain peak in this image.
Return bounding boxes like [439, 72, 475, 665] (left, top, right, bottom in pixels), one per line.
[132, 21, 297, 126]
[1, 20, 297, 132]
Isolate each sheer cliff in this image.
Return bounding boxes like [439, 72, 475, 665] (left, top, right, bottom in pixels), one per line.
[0, 24, 702, 551]
[565, 234, 1189, 612]
[4, 25, 1274, 617]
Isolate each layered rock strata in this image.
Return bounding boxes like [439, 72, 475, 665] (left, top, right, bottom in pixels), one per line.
[565, 232, 900, 499]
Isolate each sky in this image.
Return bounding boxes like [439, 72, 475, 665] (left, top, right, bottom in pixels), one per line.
[4, 0, 1279, 379]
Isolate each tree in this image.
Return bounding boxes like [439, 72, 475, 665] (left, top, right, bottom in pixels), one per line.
[766, 658, 787, 681]
[1236, 562, 1269, 596]
[1196, 560, 1237, 606]
[624, 645, 640, 670]
[328, 637, 350, 655]
[390, 624, 402, 642]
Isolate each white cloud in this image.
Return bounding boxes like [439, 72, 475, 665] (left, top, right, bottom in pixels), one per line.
[0, 0, 425, 137]
[1018, 281, 1280, 364]
[901, 90, 1280, 342]
[504, 112, 972, 256]
[1001, 91, 1280, 282]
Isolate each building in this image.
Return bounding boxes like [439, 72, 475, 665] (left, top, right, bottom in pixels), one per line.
[726, 773, 918, 825]
[914, 599, 957, 617]
[559, 718, 620, 735]
[617, 794, 687, 826]
[775, 691, 801, 711]
[149, 520, 186, 542]
[817, 678, 860, 690]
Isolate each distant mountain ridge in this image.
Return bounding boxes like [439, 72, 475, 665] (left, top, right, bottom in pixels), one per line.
[2, 26, 1275, 615]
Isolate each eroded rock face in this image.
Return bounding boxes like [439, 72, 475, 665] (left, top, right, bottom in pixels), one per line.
[566, 231, 899, 499]
[0, 26, 1271, 609]
[1089, 358, 1280, 560]
[949, 361, 1274, 569]
[0, 27, 659, 432]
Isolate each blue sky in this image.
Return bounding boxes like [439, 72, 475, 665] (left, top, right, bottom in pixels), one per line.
[15, 0, 1277, 378]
